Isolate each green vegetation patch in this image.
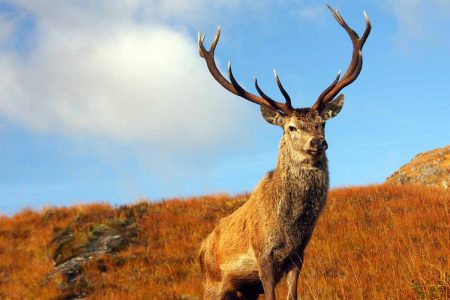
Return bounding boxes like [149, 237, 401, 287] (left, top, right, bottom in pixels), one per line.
[49, 204, 144, 266]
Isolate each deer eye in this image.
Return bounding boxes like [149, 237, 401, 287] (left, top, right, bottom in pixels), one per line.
[289, 126, 297, 132]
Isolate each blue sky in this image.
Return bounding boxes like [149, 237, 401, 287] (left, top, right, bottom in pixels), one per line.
[0, 0, 449, 215]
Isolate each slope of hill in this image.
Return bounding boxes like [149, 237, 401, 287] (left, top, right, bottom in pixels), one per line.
[386, 145, 450, 188]
[0, 185, 449, 299]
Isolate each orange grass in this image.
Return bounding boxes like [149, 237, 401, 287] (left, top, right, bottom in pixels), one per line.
[0, 184, 448, 299]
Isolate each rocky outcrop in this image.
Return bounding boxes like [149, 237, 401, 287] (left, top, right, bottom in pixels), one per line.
[44, 204, 144, 299]
[386, 145, 449, 189]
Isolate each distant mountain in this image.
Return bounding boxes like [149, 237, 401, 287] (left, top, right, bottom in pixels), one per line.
[386, 145, 449, 188]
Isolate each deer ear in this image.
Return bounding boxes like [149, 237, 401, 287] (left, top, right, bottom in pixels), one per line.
[260, 105, 285, 126]
[320, 94, 344, 120]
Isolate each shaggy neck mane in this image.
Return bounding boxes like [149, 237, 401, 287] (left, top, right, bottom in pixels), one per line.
[275, 136, 329, 175]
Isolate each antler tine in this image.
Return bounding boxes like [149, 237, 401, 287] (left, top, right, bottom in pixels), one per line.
[361, 11, 372, 47]
[228, 62, 260, 105]
[274, 70, 293, 111]
[327, 5, 359, 42]
[198, 32, 206, 57]
[311, 70, 341, 111]
[312, 6, 371, 111]
[326, 5, 360, 81]
[198, 27, 294, 115]
[254, 77, 280, 110]
[254, 70, 294, 112]
[198, 29, 219, 57]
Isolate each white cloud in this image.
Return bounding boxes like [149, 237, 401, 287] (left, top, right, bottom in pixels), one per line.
[0, 1, 257, 158]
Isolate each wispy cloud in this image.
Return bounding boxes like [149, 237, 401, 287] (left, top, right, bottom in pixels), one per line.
[384, 0, 450, 49]
[0, 4, 28, 48]
[296, 4, 325, 20]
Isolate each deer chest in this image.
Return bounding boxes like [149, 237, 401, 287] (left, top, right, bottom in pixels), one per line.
[275, 171, 328, 242]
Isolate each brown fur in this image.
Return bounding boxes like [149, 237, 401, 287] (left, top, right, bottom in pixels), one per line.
[199, 108, 331, 299]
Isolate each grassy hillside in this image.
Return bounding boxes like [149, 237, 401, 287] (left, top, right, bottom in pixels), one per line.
[0, 184, 449, 299]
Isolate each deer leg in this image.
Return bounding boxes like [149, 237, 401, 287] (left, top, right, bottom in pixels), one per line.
[286, 254, 304, 300]
[286, 268, 300, 300]
[261, 277, 276, 300]
[259, 259, 276, 300]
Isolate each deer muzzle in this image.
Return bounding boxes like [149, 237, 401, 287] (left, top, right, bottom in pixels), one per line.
[309, 137, 328, 153]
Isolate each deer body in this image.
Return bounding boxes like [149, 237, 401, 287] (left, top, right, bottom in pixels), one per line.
[198, 5, 371, 299]
[200, 152, 329, 299]
[200, 109, 331, 299]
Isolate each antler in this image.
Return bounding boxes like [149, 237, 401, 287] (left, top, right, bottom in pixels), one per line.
[311, 5, 371, 112]
[198, 28, 294, 115]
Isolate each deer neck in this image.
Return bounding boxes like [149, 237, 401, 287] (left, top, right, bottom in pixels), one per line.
[271, 137, 329, 228]
[270, 136, 330, 205]
[275, 138, 329, 176]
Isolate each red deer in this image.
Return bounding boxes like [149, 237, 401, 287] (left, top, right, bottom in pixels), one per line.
[198, 5, 371, 299]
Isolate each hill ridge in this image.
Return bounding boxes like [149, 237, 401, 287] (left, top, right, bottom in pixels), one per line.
[386, 145, 449, 188]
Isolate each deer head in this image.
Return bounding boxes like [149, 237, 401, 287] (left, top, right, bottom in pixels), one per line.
[198, 5, 371, 161]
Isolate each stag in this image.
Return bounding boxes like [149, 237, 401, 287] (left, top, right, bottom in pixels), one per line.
[198, 5, 371, 300]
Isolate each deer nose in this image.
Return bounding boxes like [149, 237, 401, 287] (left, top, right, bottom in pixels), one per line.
[310, 137, 328, 151]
